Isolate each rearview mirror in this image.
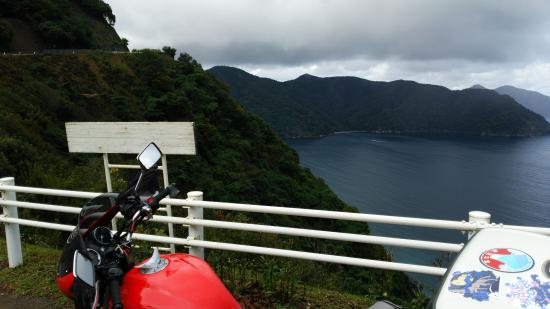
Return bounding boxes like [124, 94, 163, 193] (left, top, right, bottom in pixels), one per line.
[169, 186, 180, 198]
[137, 142, 162, 170]
[73, 251, 95, 287]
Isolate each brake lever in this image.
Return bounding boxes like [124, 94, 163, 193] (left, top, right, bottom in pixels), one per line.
[127, 203, 153, 238]
[131, 208, 142, 222]
[140, 204, 153, 222]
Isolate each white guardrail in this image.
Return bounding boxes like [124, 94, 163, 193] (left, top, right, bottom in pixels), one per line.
[2, 177, 550, 277]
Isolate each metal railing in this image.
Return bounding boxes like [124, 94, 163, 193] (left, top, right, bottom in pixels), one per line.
[2, 177, 550, 276]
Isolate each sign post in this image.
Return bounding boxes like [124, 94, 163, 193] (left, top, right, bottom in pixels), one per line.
[66, 122, 196, 254]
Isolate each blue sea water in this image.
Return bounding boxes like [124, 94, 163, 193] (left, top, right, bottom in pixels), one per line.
[288, 133, 550, 290]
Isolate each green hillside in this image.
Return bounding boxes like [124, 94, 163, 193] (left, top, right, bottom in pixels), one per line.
[0, 0, 127, 52]
[209, 66, 550, 138]
[0, 51, 424, 306]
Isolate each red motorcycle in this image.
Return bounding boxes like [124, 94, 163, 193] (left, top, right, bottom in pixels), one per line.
[56, 142, 241, 308]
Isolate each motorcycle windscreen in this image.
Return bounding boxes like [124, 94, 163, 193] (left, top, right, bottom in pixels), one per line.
[78, 193, 119, 237]
[58, 193, 120, 278]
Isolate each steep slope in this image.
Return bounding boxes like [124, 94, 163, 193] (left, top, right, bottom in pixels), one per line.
[0, 51, 417, 304]
[207, 67, 337, 137]
[209, 66, 550, 138]
[495, 85, 550, 120]
[0, 0, 127, 52]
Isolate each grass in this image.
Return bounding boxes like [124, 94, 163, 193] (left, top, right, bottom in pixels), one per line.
[0, 239, 71, 308]
[300, 287, 374, 308]
[0, 238, 376, 308]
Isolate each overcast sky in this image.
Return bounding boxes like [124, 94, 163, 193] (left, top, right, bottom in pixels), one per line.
[107, 0, 550, 95]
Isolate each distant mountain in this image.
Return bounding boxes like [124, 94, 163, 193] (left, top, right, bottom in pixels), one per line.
[494, 85, 550, 120]
[470, 84, 487, 90]
[209, 66, 550, 138]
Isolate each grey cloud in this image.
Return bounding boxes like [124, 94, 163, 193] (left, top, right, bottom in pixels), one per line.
[109, 0, 550, 63]
[106, 0, 550, 94]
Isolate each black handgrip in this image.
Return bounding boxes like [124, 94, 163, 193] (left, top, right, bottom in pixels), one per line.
[120, 196, 141, 221]
[149, 184, 179, 212]
[109, 277, 123, 309]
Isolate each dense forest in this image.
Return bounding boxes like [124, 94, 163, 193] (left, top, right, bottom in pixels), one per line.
[0, 50, 425, 306]
[0, 0, 127, 52]
[209, 66, 550, 138]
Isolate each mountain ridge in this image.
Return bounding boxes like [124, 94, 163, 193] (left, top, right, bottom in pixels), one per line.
[468, 84, 550, 120]
[494, 85, 550, 119]
[209, 66, 550, 138]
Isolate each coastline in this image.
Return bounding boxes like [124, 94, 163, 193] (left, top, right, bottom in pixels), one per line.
[285, 129, 547, 140]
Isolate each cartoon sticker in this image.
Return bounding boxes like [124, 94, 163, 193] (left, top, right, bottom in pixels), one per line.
[505, 274, 550, 308]
[480, 248, 534, 273]
[448, 270, 500, 302]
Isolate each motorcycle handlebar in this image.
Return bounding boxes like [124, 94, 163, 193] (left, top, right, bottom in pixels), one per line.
[110, 279, 123, 309]
[115, 184, 180, 237]
[106, 267, 124, 309]
[148, 184, 179, 212]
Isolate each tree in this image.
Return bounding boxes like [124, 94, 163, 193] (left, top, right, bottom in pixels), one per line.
[178, 52, 202, 70]
[0, 20, 12, 51]
[79, 0, 116, 25]
[162, 46, 176, 59]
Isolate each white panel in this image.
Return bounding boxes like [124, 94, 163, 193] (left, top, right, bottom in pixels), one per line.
[65, 122, 196, 155]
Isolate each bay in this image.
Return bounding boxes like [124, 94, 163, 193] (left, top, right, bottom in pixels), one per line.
[288, 133, 550, 290]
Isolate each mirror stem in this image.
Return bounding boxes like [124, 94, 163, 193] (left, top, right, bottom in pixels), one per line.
[134, 171, 144, 194]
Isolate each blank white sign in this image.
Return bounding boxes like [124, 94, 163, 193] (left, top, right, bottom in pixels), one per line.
[65, 122, 196, 155]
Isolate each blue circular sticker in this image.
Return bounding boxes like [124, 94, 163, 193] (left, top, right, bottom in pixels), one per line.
[480, 248, 534, 273]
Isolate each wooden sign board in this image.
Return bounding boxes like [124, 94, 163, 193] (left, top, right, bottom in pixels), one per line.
[65, 122, 196, 155]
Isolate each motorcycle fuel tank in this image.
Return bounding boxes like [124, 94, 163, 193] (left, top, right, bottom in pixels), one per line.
[120, 253, 241, 309]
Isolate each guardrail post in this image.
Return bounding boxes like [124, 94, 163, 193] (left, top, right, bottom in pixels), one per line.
[468, 211, 491, 239]
[187, 191, 204, 259]
[0, 177, 23, 267]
